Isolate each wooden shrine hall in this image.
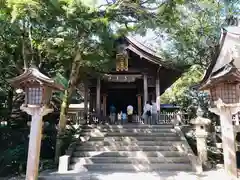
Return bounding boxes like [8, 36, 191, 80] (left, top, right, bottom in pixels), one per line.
[84, 36, 185, 117]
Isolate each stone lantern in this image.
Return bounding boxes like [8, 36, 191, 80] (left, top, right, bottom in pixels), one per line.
[199, 26, 240, 179]
[8, 67, 64, 180]
[191, 107, 211, 168]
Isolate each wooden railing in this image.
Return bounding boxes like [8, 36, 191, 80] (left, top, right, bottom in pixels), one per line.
[135, 112, 190, 125]
[67, 110, 190, 125]
[67, 110, 85, 125]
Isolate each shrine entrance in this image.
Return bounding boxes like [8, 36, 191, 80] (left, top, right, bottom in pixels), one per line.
[107, 88, 138, 114]
[87, 36, 185, 118]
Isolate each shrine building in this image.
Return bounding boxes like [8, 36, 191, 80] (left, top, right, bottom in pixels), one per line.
[85, 36, 185, 116]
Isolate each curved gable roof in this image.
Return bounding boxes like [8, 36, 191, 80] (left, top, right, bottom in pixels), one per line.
[124, 36, 184, 71]
[199, 26, 240, 89]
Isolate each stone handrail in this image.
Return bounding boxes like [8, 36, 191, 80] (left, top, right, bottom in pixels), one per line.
[174, 125, 203, 173]
[58, 141, 77, 173]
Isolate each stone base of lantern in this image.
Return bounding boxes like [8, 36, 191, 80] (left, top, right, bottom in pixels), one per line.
[196, 133, 208, 167]
[21, 105, 53, 180]
[209, 99, 240, 180]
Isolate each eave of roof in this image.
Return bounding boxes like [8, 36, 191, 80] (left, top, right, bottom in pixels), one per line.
[125, 36, 185, 72]
[199, 26, 240, 90]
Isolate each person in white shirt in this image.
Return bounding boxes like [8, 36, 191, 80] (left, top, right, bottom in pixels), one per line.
[142, 101, 151, 124]
[151, 100, 158, 124]
[117, 111, 122, 124]
[127, 105, 133, 123]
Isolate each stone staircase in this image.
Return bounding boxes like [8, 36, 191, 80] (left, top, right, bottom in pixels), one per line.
[69, 124, 193, 172]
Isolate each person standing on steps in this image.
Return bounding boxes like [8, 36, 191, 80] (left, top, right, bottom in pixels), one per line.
[109, 104, 116, 124]
[122, 111, 127, 124]
[142, 101, 151, 124]
[127, 104, 133, 123]
[117, 111, 122, 124]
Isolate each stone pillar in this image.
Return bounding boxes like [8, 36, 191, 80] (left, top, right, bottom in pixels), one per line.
[191, 107, 211, 168]
[156, 74, 160, 112]
[21, 106, 53, 180]
[102, 94, 107, 116]
[137, 94, 142, 116]
[84, 82, 88, 116]
[96, 77, 101, 114]
[196, 133, 208, 166]
[209, 100, 238, 179]
[143, 73, 148, 104]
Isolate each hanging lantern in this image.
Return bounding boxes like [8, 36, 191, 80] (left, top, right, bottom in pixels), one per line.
[200, 66, 240, 107]
[209, 82, 239, 105]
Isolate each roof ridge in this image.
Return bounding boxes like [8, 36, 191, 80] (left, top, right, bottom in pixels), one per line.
[125, 36, 158, 55]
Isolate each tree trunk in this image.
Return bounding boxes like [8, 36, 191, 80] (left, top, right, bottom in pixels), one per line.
[7, 87, 14, 119]
[54, 50, 82, 163]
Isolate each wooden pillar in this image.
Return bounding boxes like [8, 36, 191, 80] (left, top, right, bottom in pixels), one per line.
[156, 74, 160, 112]
[21, 107, 53, 180]
[92, 93, 96, 112]
[102, 94, 107, 116]
[137, 94, 142, 115]
[84, 82, 88, 116]
[96, 77, 101, 114]
[143, 73, 148, 104]
[220, 109, 237, 178]
[89, 92, 93, 112]
[210, 103, 238, 179]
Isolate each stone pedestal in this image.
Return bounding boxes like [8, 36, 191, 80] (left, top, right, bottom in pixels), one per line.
[21, 105, 53, 180]
[196, 132, 208, 167]
[191, 110, 211, 168]
[209, 100, 239, 179]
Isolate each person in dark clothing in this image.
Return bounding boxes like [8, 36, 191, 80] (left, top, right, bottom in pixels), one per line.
[109, 104, 116, 124]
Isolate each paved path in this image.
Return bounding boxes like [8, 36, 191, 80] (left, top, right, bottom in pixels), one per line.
[36, 168, 232, 180]
[9, 169, 234, 180]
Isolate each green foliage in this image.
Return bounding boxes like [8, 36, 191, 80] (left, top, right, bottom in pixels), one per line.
[161, 65, 209, 117]
[1, 0, 240, 176]
[159, 1, 239, 115]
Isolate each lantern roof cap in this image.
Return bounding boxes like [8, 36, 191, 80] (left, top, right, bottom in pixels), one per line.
[190, 117, 211, 125]
[199, 26, 240, 90]
[8, 67, 64, 91]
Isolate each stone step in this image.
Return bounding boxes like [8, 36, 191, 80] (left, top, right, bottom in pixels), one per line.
[80, 128, 176, 133]
[75, 145, 179, 151]
[88, 136, 182, 141]
[71, 156, 190, 164]
[72, 151, 185, 158]
[77, 140, 182, 146]
[82, 124, 173, 129]
[70, 163, 192, 172]
[80, 132, 178, 137]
